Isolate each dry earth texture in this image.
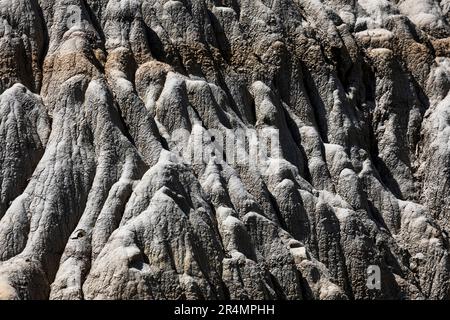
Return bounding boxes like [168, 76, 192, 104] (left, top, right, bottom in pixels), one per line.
[0, 0, 450, 300]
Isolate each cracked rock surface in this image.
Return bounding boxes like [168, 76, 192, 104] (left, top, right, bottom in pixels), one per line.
[0, 0, 450, 300]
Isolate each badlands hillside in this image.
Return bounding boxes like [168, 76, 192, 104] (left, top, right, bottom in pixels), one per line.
[0, 0, 450, 300]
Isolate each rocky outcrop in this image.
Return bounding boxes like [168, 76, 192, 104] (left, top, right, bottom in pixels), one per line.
[0, 0, 449, 300]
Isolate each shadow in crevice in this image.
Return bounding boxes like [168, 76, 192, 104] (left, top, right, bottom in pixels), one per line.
[143, 23, 168, 63]
[207, 9, 232, 64]
[82, 0, 106, 44]
[299, 62, 330, 144]
[282, 106, 313, 184]
[32, 0, 49, 94]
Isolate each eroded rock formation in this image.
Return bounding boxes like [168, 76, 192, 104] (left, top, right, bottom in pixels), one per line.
[0, 0, 449, 300]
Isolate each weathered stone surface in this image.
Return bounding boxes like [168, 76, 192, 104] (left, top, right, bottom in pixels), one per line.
[0, 0, 449, 300]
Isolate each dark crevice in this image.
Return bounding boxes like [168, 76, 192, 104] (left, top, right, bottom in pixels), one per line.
[32, 0, 49, 94]
[82, 0, 106, 44]
[300, 62, 329, 144]
[115, 100, 137, 148]
[143, 23, 167, 63]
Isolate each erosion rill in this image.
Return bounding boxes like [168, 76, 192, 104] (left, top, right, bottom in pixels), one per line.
[0, 0, 449, 300]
